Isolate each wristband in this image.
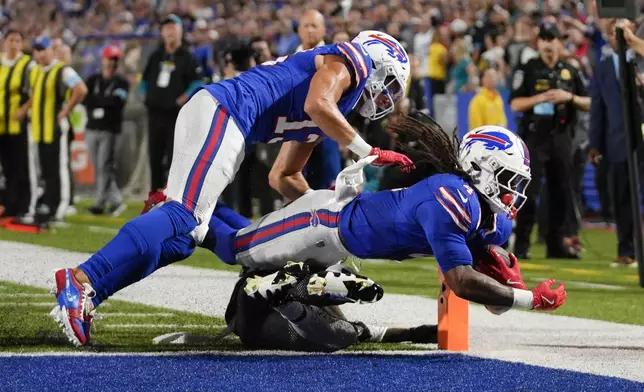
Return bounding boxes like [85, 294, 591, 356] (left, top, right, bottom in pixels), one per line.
[347, 134, 372, 159]
[512, 288, 534, 309]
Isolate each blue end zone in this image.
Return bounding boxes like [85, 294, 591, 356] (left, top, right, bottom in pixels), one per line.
[2, 353, 642, 392]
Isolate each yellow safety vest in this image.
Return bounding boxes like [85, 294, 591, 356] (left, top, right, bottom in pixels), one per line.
[31, 62, 67, 144]
[0, 53, 31, 135]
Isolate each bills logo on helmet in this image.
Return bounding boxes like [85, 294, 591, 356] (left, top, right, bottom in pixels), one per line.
[464, 131, 514, 152]
[364, 34, 408, 63]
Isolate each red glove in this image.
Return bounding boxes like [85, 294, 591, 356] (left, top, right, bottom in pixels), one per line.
[141, 188, 168, 215]
[475, 248, 528, 290]
[369, 147, 415, 172]
[531, 279, 567, 311]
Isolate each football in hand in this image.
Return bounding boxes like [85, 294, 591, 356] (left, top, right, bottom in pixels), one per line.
[472, 245, 512, 316]
[473, 245, 512, 270]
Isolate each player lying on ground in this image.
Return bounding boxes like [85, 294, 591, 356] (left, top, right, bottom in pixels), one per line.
[224, 261, 437, 352]
[49, 31, 415, 346]
[203, 116, 567, 315]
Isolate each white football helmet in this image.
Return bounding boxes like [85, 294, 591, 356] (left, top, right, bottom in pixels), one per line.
[351, 30, 410, 120]
[458, 126, 532, 218]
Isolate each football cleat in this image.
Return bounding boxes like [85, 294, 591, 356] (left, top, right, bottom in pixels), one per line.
[307, 266, 383, 304]
[141, 188, 167, 215]
[50, 269, 96, 346]
[244, 262, 309, 305]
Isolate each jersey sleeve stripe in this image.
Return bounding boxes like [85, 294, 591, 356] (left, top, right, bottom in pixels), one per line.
[436, 197, 469, 232]
[337, 45, 362, 84]
[338, 42, 367, 80]
[345, 42, 368, 79]
[438, 187, 471, 224]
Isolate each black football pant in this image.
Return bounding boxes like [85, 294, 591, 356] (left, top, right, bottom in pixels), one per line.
[514, 130, 576, 254]
[147, 108, 179, 192]
[0, 126, 35, 217]
[609, 161, 644, 258]
[37, 126, 72, 221]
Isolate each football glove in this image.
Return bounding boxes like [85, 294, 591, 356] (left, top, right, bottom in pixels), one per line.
[531, 279, 567, 311]
[475, 248, 528, 290]
[369, 147, 415, 172]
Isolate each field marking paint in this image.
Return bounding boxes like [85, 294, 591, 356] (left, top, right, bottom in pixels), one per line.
[101, 324, 223, 329]
[528, 278, 626, 291]
[94, 313, 176, 318]
[87, 226, 119, 234]
[0, 302, 57, 307]
[0, 293, 56, 298]
[0, 350, 439, 358]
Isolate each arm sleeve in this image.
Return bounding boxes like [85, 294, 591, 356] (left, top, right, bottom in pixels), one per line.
[415, 199, 473, 273]
[61, 66, 82, 89]
[509, 65, 528, 100]
[588, 68, 605, 151]
[335, 42, 372, 86]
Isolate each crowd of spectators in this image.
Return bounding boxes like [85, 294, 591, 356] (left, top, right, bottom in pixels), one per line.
[0, 0, 626, 89]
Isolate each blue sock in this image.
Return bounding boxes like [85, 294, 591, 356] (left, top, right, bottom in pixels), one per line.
[201, 215, 238, 265]
[80, 201, 197, 306]
[214, 202, 251, 229]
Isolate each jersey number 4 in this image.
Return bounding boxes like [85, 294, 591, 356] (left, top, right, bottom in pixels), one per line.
[268, 117, 321, 144]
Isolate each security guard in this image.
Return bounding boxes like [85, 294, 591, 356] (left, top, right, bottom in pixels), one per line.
[141, 14, 202, 192]
[509, 23, 590, 259]
[0, 28, 36, 222]
[29, 36, 88, 225]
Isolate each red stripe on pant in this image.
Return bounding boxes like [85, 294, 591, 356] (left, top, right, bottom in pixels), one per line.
[184, 108, 227, 212]
[234, 215, 311, 249]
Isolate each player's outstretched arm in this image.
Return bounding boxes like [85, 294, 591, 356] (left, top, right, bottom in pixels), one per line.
[304, 56, 413, 169]
[443, 265, 567, 311]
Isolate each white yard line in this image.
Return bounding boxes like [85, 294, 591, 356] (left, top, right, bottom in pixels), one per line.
[101, 324, 222, 329]
[94, 312, 176, 318]
[0, 293, 55, 298]
[0, 350, 439, 358]
[0, 302, 56, 307]
[0, 240, 643, 382]
[528, 277, 627, 291]
[87, 226, 119, 234]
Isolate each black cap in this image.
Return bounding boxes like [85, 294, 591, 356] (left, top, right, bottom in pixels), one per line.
[538, 23, 561, 40]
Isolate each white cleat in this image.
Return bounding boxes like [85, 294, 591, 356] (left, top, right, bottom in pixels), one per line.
[244, 261, 309, 305]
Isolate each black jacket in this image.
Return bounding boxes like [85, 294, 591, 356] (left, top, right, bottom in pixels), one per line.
[84, 73, 130, 133]
[142, 45, 200, 111]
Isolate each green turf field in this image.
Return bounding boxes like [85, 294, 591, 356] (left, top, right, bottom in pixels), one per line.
[0, 280, 426, 353]
[1, 200, 643, 328]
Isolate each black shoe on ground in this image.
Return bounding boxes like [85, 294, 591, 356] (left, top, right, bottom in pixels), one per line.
[87, 206, 105, 215]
